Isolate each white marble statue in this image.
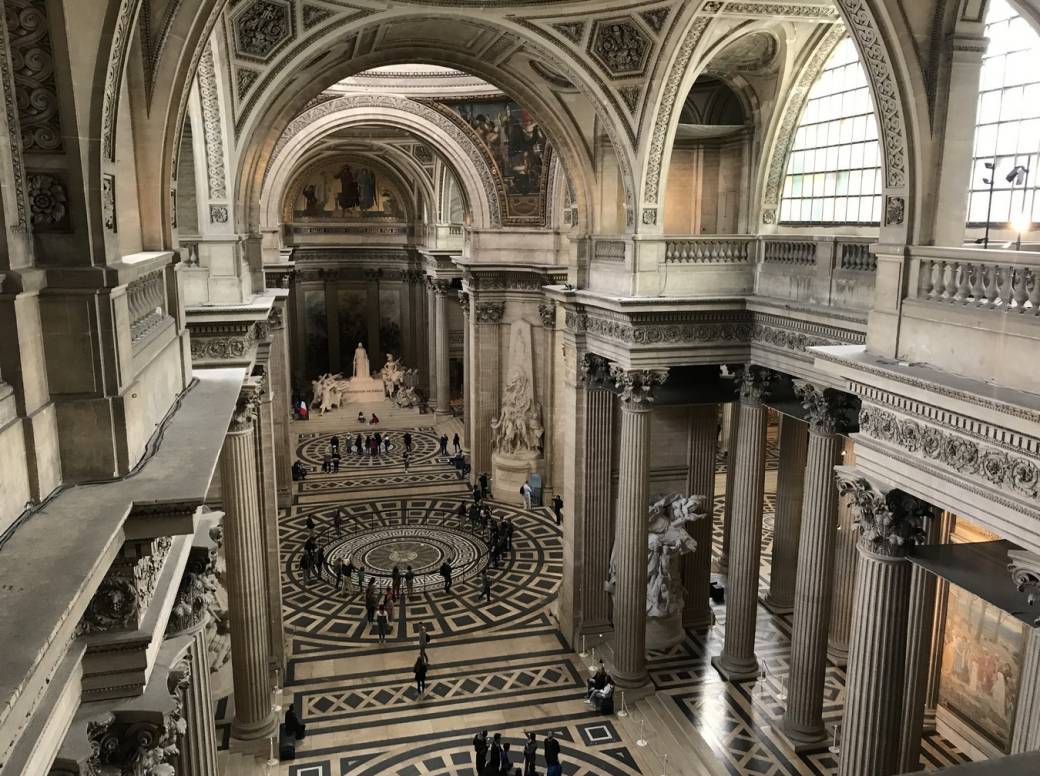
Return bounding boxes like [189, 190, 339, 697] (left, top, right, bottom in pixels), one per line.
[605, 493, 707, 619]
[491, 322, 543, 455]
[381, 353, 404, 397]
[311, 373, 344, 414]
[352, 342, 370, 379]
[394, 368, 422, 408]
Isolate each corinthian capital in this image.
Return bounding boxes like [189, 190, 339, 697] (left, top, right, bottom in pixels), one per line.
[735, 365, 773, 404]
[458, 290, 470, 314]
[579, 353, 613, 391]
[229, 390, 259, 432]
[794, 381, 859, 434]
[835, 467, 931, 556]
[610, 366, 668, 408]
[474, 302, 505, 324]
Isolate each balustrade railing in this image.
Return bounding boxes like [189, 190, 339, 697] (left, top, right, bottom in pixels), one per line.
[763, 239, 816, 266]
[128, 269, 168, 345]
[838, 239, 876, 272]
[664, 237, 752, 263]
[914, 250, 1040, 315]
[594, 240, 626, 263]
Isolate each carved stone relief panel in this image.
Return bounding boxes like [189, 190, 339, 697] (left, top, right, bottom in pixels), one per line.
[7, 0, 63, 153]
[232, 0, 296, 63]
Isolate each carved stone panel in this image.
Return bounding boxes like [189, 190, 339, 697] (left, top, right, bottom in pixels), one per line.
[232, 0, 295, 62]
[589, 19, 652, 77]
[8, 0, 64, 152]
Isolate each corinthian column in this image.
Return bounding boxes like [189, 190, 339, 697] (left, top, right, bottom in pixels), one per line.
[782, 384, 855, 751]
[425, 278, 437, 405]
[220, 389, 276, 740]
[434, 280, 451, 416]
[718, 401, 741, 574]
[763, 414, 808, 614]
[682, 404, 717, 629]
[610, 366, 668, 688]
[459, 291, 471, 442]
[472, 301, 504, 475]
[712, 367, 771, 681]
[836, 473, 930, 776]
[828, 435, 858, 665]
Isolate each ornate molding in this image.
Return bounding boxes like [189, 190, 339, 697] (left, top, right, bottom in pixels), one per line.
[538, 301, 556, 328]
[9, 0, 63, 153]
[474, 301, 505, 324]
[465, 268, 556, 291]
[27, 172, 68, 229]
[610, 366, 668, 409]
[835, 470, 930, 555]
[1008, 550, 1040, 626]
[79, 538, 173, 636]
[736, 365, 773, 404]
[197, 47, 228, 200]
[794, 380, 859, 434]
[588, 18, 652, 78]
[101, 0, 135, 162]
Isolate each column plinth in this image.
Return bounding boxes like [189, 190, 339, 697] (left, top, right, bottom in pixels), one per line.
[762, 415, 808, 615]
[712, 367, 771, 682]
[610, 367, 667, 688]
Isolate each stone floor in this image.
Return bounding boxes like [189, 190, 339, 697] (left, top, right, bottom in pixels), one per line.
[217, 400, 971, 775]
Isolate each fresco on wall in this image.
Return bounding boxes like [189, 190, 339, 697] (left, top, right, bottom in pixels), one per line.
[292, 160, 407, 221]
[938, 583, 1027, 752]
[446, 99, 552, 223]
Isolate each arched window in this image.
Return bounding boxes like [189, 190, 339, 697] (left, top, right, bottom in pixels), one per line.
[966, 0, 1040, 228]
[779, 38, 882, 225]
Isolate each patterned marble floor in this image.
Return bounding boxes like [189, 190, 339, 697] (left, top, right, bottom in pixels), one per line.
[217, 405, 972, 775]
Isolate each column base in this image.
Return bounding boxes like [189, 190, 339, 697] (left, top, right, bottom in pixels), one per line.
[777, 720, 830, 754]
[610, 670, 653, 692]
[826, 642, 849, 667]
[231, 710, 278, 742]
[682, 608, 714, 632]
[711, 653, 760, 682]
[760, 594, 794, 616]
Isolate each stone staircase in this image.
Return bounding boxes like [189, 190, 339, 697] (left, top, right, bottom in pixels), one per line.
[615, 692, 726, 776]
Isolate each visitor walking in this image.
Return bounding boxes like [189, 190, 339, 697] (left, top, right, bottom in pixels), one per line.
[383, 584, 395, 620]
[375, 603, 389, 644]
[343, 560, 355, 592]
[552, 493, 563, 526]
[544, 731, 561, 776]
[356, 565, 366, 590]
[481, 571, 492, 603]
[479, 471, 489, 499]
[403, 431, 412, 452]
[472, 731, 489, 774]
[403, 451, 410, 472]
[300, 552, 311, 584]
[405, 566, 415, 599]
[418, 622, 430, 660]
[364, 579, 378, 623]
[391, 565, 402, 599]
[453, 432, 461, 453]
[439, 434, 449, 455]
[520, 481, 533, 510]
[439, 560, 452, 592]
[523, 732, 537, 776]
[334, 508, 343, 536]
[504, 517, 514, 552]
[413, 654, 428, 695]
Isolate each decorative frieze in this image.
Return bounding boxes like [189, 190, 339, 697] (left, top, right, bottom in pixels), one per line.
[465, 269, 554, 291]
[79, 538, 174, 636]
[835, 471, 930, 555]
[610, 366, 668, 408]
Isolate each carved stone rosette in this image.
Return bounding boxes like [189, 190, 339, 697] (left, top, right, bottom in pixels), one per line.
[794, 381, 859, 434]
[610, 366, 668, 409]
[835, 471, 930, 556]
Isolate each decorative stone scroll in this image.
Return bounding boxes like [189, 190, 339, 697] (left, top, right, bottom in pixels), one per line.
[610, 366, 668, 408]
[835, 470, 930, 555]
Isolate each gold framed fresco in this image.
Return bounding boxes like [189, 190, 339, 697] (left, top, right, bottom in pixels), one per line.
[938, 582, 1028, 753]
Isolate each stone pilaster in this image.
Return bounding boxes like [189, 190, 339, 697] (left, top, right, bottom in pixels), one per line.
[718, 401, 741, 574]
[763, 414, 808, 614]
[434, 280, 451, 416]
[580, 355, 615, 633]
[712, 367, 771, 681]
[220, 388, 277, 741]
[782, 384, 856, 750]
[836, 473, 930, 776]
[425, 278, 437, 404]
[610, 366, 668, 688]
[365, 269, 381, 363]
[472, 301, 504, 475]
[1010, 551, 1040, 753]
[459, 291, 471, 442]
[254, 375, 285, 676]
[682, 403, 717, 629]
[268, 303, 293, 509]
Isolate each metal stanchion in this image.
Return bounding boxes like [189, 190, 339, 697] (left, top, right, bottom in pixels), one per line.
[637, 718, 648, 747]
[579, 634, 588, 658]
[617, 690, 629, 718]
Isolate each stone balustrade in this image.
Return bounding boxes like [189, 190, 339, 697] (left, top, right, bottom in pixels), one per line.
[128, 269, 170, 346]
[912, 247, 1040, 315]
[763, 238, 817, 266]
[839, 239, 876, 272]
[664, 236, 753, 264]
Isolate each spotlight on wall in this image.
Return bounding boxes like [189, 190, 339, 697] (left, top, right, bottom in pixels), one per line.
[1006, 165, 1030, 185]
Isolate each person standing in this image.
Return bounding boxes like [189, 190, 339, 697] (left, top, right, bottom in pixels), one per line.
[544, 731, 561, 776]
[472, 731, 489, 774]
[355, 433, 363, 455]
[375, 603, 389, 644]
[300, 552, 311, 585]
[334, 507, 343, 536]
[520, 481, 533, 510]
[473, 484, 482, 503]
[334, 558, 343, 590]
[453, 432, 461, 453]
[418, 622, 430, 661]
[403, 431, 413, 452]
[439, 434, 449, 456]
[356, 565, 366, 591]
[504, 517, 514, 552]
[479, 471, 490, 499]
[405, 566, 415, 599]
[364, 579, 378, 623]
[413, 654, 428, 696]
[481, 571, 492, 603]
[343, 560, 355, 592]
[457, 502, 468, 528]
[391, 565, 402, 599]
[439, 561, 452, 592]
[403, 450, 411, 472]
[383, 584, 395, 620]
[552, 493, 563, 526]
[522, 732, 537, 776]
[487, 733, 503, 776]
[499, 743, 512, 774]
[330, 434, 340, 455]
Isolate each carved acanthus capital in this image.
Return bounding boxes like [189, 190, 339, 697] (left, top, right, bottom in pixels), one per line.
[835, 468, 931, 556]
[794, 381, 859, 434]
[79, 538, 174, 636]
[432, 278, 453, 295]
[1008, 550, 1040, 626]
[735, 365, 773, 405]
[86, 704, 184, 776]
[229, 390, 260, 433]
[579, 353, 614, 391]
[610, 366, 668, 409]
[363, 268, 381, 283]
[457, 290, 470, 315]
[166, 545, 219, 637]
[269, 304, 284, 328]
[538, 301, 556, 328]
[474, 302, 505, 324]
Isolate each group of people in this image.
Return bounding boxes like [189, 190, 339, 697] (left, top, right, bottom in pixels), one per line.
[472, 730, 563, 776]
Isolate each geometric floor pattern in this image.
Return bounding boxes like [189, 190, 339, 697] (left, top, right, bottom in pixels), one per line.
[253, 407, 971, 776]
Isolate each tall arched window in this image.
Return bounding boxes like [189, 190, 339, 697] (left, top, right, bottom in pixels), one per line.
[967, 0, 1040, 228]
[779, 38, 882, 225]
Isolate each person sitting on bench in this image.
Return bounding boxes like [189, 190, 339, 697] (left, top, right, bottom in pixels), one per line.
[585, 662, 608, 702]
[591, 678, 615, 713]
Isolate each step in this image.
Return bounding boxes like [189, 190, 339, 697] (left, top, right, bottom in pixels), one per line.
[614, 694, 725, 776]
[218, 750, 267, 776]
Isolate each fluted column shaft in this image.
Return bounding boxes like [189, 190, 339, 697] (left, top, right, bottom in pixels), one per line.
[461, 298, 471, 441]
[718, 401, 741, 574]
[682, 404, 717, 629]
[783, 427, 842, 749]
[221, 407, 276, 740]
[612, 399, 654, 687]
[712, 380, 768, 681]
[434, 286, 450, 415]
[838, 547, 911, 776]
[426, 281, 437, 404]
[179, 628, 219, 776]
[763, 416, 808, 613]
[1012, 627, 1040, 753]
[582, 383, 615, 631]
[828, 440, 858, 666]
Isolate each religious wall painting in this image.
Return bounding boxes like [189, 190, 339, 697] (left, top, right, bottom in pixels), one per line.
[445, 99, 553, 224]
[290, 158, 408, 222]
[379, 287, 402, 360]
[337, 288, 368, 368]
[938, 583, 1027, 752]
[303, 288, 329, 376]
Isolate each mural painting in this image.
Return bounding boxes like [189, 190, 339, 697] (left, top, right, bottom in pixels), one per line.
[938, 583, 1027, 752]
[292, 159, 407, 221]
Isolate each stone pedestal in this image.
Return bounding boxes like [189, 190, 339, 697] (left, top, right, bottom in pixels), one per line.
[762, 415, 808, 614]
[713, 368, 769, 682]
[492, 450, 543, 506]
[221, 390, 277, 741]
[610, 368, 667, 689]
[647, 609, 683, 651]
[682, 404, 717, 630]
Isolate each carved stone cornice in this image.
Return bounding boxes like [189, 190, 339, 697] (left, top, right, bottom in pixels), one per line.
[465, 269, 556, 292]
[474, 302, 505, 324]
[579, 353, 613, 392]
[610, 366, 668, 410]
[835, 469, 931, 556]
[538, 301, 556, 329]
[165, 545, 219, 637]
[1008, 550, 1040, 626]
[735, 365, 773, 405]
[79, 537, 174, 637]
[794, 381, 859, 434]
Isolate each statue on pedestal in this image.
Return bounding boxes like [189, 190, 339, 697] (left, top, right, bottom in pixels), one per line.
[394, 368, 422, 408]
[381, 353, 405, 398]
[353, 342, 370, 379]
